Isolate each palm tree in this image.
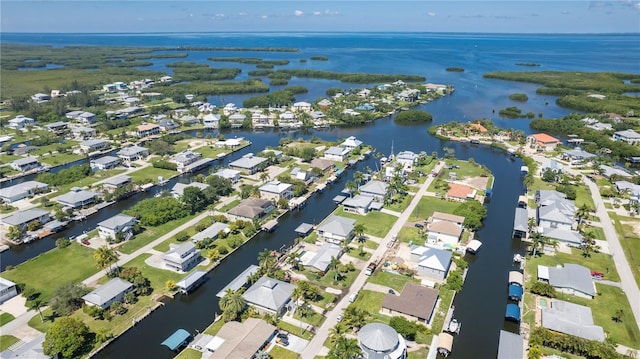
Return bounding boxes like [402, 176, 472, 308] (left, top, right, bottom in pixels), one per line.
[329, 256, 341, 281]
[528, 217, 538, 233]
[345, 180, 357, 197]
[353, 223, 365, 243]
[530, 232, 549, 257]
[576, 204, 591, 226]
[259, 172, 270, 183]
[353, 171, 364, 188]
[94, 245, 119, 275]
[257, 248, 276, 272]
[287, 251, 302, 271]
[219, 289, 246, 322]
[328, 323, 347, 343]
[581, 231, 597, 257]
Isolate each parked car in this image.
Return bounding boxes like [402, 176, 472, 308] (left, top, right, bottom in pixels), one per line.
[388, 289, 395, 294]
[591, 271, 604, 280]
[276, 337, 289, 346]
[349, 291, 359, 302]
[336, 313, 343, 322]
[432, 172, 438, 177]
[414, 223, 424, 229]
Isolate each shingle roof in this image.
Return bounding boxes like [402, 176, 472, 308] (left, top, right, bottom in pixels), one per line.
[82, 278, 133, 307]
[53, 189, 97, 206]
[170, 182, 209, 196]
[208, 318, 276, 359]
[381, 283, 438, 321]
[538, 205, 573, 225]
[342, 194, 373, 209]
[432, 212, 465, 224]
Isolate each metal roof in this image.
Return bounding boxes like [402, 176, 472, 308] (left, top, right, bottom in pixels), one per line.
[82, 278, 133, 307]
[357, 323, 399, 352]
[317, 215, 356, 238]
[548, 263, 595, 297]
[497, 330, 523, 359]
[242, 276, 295, 313]
[161, 329, 190, 351]
[542, 299, 605, 341]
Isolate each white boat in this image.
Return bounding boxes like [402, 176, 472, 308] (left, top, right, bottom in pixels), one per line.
[513, 254, 523, 263]
[448, 319, 461, 334]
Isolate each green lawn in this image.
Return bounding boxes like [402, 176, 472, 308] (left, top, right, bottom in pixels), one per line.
[310, 291, 336, 309]
[351, 290, 389, 323]
[38, 152, 85, 166]
[385, 194, 414, 213]
[443, 159, 486, 179]
[1, 243, 98, 301]
[277, 320, 314, 340]
[0, 312, 15, 326]
[304, 269, 359, 290]
[0, 335, 20, 352]
[583, 226, 605, 241]
[397, 226, 425, 246]
[174, 348, 202, 359]
[127, 166, 177, 184]
[293, 310, 325, 327]
[410, 196, 459, 222]
[218, 199, 240, 212]
[367, 271, 419, 292]
[611, 213, 640, 288]
[122, 254, 193, 295]
[203, 318, 226, 335]
[42, 168, 127, 198]
[333, 208, 397, 238]
[525, 248, 620, 283]
[522, 292, 536, 326]
[574, 185, 596, 210]
[118, 214, 197, 254]
[407, 348, 429, 359]
[269, 346, 299, 359]
[431, 288, 454, 334]
[345, 247, 372, 261]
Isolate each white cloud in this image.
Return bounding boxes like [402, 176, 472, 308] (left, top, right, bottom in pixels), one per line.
[324, 9, 339, 16]
[313, 11, 321, 16]
[294, 10, 304, 16]
[261, 15, 268, 19]
[427, 12, 436, 17]
[238, 12, 247, 16]
[216, 13, 225, 17]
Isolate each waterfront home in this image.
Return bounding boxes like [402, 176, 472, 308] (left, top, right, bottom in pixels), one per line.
[316, 215, 356, 243]
[242, 275, 295, 315]
[177, 115, 199, 126]
[541, 299, 605, 341]
[290, 167, 311, 182]
[612, 129, 640, 145]
[309, 158, 335, 173]
[467, 122, 488, 133]
[91, 155, 121, 170]
[66, 110, 96, 124]
[512, 207, 529, 238]
[163, 242, 201, 272]
[599, 164, 632, 179]
[214, 168, 241, 184]
[191, 222, 230, 243]
[215, 138, 243, 149]
[227, 198, 274, 221]
[300, 243, 342, 273]
[44, 121, 68, 132]
[586, 122, 613, 131]
[80, 139, 110, 153]
[0, 278, 19, 304]
[228, 154, 268, 175]
[53, 188, 98, 208]
[396, 88, 420, 102]
[158, 119, 179, 131]
[98, 213, 137, 240]
[342, 194, 377, 215]
[411, 245, 452, 281]
[71, 126, 96, 139]
[292, 101, 312, 112]
[540, 159, 564, 175]
[497, 331, 524, 359]
[117, 145, 149, 161]
[203, 114, 220, 129]
[527, 133, 562, 151]
[535, 190, 566, 206]
[204, 318, 276, 359]
[0, 181, 49, 203]
[136, 123, 160, 138]
[537, 263, 595, 299]
[357, 89, 371, 98]
[170, 182, 209, 198]
[561, 148, 596, 165]
[317, 98, 332, 108]
[82, 278, 134, 309]
[102, 175, 132, 193]
[31, 93, 51, 102]
[102, 82, 128, 93]
[228, 113, 246, 124]
[258, 181, 293, 201]
[357, 323, 407, 359]
[431, 212, 465, 227]
[381, 283, 438, 324]
[340, 136, 363, 151]
[359, 180, 389, 201]
[446, 183, 476, 202]
[10, 157, 41, 172]
[537, 198, 574, 230]
[541, 227, 583, 247]
[324, 146, 350, 162]
[1, 208, 50, 231]
[426, 220, 463, 246]
[13, 146, 37, 156]
[172, 150, 203, 173]
[8, 115, 36, 129]
[395, 151, 418, 168]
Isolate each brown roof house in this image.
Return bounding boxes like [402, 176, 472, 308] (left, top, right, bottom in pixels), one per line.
[205, 318, 276, 359]
[381, 283, 439, 324]
[446, 183, 476, 202]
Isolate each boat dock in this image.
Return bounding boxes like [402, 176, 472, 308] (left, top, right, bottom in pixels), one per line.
[262, 219, 279, 232]
[216, 264, 260, 297]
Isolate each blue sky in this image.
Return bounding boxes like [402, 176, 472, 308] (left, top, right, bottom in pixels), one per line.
[2, 1, 639, 33]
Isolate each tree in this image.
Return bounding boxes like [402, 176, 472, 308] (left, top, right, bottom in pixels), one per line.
[43, 317, 90, 358]
[277, 197, 290, 209]
[389, 316, 420, 340]
[6, 225, 22, 240]
[345, 181, 357, 197]
[49, 283, 90, 316]
[287, 251, 302, 271]
[94, 245, 119, 275]
[259, 172, 270, 183]
[181, 186, 208, 214]
[613, 309, 624, 323]
[327, 337, 361, 359]
[165, 280, 176, 291]
[530, 232, 550, 257]
[353, 171, 364, 187]
[528, 345, 543, 359]
[258, 248, 276, 273]
[353, 223, 365, 242]
[329, 256, 341, 281]
[219, 289, 246, 322]
[530, 282, 556, 298]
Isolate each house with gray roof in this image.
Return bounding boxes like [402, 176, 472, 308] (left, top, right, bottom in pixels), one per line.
[163, 242, 201, 272]
[357, 323, 406, 359]
[8, 115, 36, 129]
[535, 190, 567, 206]
[242, 276, 295, 315]
[80, 139, 110, 153]
[71, 126, 96, 139]
[102, 175, 132, 192]
[44, 121, 68, 132]
[227, 198, 274, 221]
[340, 136, 363, 151]
[342, 194, 375, 215]
[214, 168, 241, 184]
[66, 111, 96, 124]
[538, 263, 595, 298]
[10, 157, 41, 172]
[1, 208, 50, 230]
[191, 222, 229, 243]
[561, 148, 596, 165]
[540, 159, 564, 174]
[0, 181, 49, 203]
[82, 278, 133, 309]
[301, 243, 342, 272]
[0, 277, 19, 304]
[91, 155, 121, 170]
[98, 214, 137, 240]
[542, 299, 605, 341]
[53, 188, 97, 208]
[116, 145, 149, 161]
[599, 164, 632, 179]
[324, 146, 350, 162]
[537, 203, 574, 230]
[542, 227, 583, 247]
[172, 150, 203, 173]
[612, 129, 640, 145]
[359, 180, 389, 201]
[513, 207, 529, 238]
[170, 182, 209, 198]
[309, 158, 335, 172]
[412, 246, 452, 281]
[228, 154, 268, 174]
[316, 215, 356, 243]
[497, 330, 523, 359]
[259, 181, 293, 201]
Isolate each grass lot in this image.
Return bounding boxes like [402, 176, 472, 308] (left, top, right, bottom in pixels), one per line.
[333, 208, 397, 238]
[397, 226, 425, 246]
[310, 291, 336, 309]
[352, 290, 390, 323]
[277, 320, 313, 340]
[584, 226, 605, 241]
[410, 196, 459, 222]
[203, 318, 226, 335]
[303, 269, 358, 290]
[293, 310, 325, 327]
[175, 348, 202, 359]
[303, 232, 318, 244]
[38, 152, 84, 166]
[367, 271, 419, 293]
[431, 288, 455, 334]
[128, 166, 177, 184]
[385, 194, 414, 213]
[525, 249, 620, 283]
[610, 213, 640, 288]
[1, 243, 98, 301]
[218, 199, 240, 212]
[407, 348, 429, 359]
[363, 239, 379, 250]
[194, 145, 229, 159]
[118, 214, 196, 254]
[269, 346, 299, 359]
[443, 159, 486, 179]
[122, 254, 191, 295]
[345, 247, 372, 261]
[574, 185, 596, 211]
[42, 168, 127, 198]
[522, 292, 536, 326]
[0, 335, 20, 352]
[0, 312, 15, 326]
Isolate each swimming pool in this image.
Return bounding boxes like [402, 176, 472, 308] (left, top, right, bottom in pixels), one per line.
[539, 298, 548, 308]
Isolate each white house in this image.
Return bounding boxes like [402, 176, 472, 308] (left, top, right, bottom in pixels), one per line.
[71, 126, 96, 139]
[426, 220, 463, 246]
[203, 114, 220, 129]
[163, 242, 201, 272]
[342, 195, 375, 215]
[53, 188, 98, 208]
[316, 215, 355, 243]
[214, 168, 241, 184]
[172, 150, 203, 173]
[80, 139, 110, 153]
[97, 214, 137, 240]
[258, 181, 293, 201]
[411, 246, 452, 281]
[0, 278, 19, 304]
[340, 136, 363, 151]
[91, 156, 121, 170]
[242, 276, 295, 315]
[538, 264, 595, 299]
[10, 157, 41, 172]
[66, 111, 96, 124]
[1, 208, 50, 231]
[324, 146, 350, 162]
[0, 181, 49, 203]
[83, 278, 134, 309]
[612, 129, 640, 145]
[359, 180, 388, 201]
[228, 154, 268, 174]
[8, 115, 36, 129]
[395, 151, 418, 168]
[292, 101, 312, 112]
[117, 146, 149, 161]
[136, 123, 161, 138]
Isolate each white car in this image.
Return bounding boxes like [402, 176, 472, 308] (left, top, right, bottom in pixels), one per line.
[336, 314, 343, 322]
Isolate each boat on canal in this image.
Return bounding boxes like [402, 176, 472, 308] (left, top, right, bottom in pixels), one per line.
[447, 318, 461, 334]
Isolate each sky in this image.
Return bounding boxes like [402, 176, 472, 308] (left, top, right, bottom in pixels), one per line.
[1, 1, 639, 33]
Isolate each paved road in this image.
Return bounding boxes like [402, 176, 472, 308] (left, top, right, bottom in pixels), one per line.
[299, 161, 445, 359]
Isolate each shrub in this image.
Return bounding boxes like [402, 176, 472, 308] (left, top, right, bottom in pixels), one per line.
[530, 282, 556, 298]
[394, 110, 433, 124]
[509, 93, 529, 101]
[55, 238, 71, 249]
[389, 316, 419, 340]
[175, 232, 190, 242]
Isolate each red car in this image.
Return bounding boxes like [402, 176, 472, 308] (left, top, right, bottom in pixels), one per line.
[432, 172, 438, 177]
[591, 271, 604, 280]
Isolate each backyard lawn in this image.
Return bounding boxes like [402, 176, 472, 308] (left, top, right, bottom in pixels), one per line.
[0, 335, 20, 352]
[118, 214, 197, 254]
[351, 290, 390, 323]
[269, 346, 299, 359]
[367, 271, 419, 293]
[525, 249, 620, 283]
[409, 196, 459, 222]
[397, 226, 425, 246]
[128, 166, 176, 184]
[122, 254, 197, 294]
[385, 194, 414, 213]
[1, 243, 98, 301]
[334, 208, 397, 238]
[611, 213, 640, 288]
[277, 320, 313, 340]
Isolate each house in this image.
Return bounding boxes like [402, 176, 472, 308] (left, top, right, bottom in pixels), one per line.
[102, 175, 132, 193]
[309, 158, 335, 173]
[1, 208, 50, 231]
[31, 93, 51, 102]
[136, 123, 160, 138]
[44, 121, 68, 132]
[358, 89, 371, 98]
[172, 150, 203, 173]
[71, 126, 96, 139]
[82, 278, 134, 309]
[66, 111, 96, 124]
[324, 146, 350, 162]
[227, 198, 274, 221]
[13, 145, 37, 156]
[535, 190, 567, 206]
[117, 145, 149, 161]
[216, 138, 243, 149]
[538, 263, 595, 298]
[53, 188, 98, 208]
[426, 220, 463, 246]
[229, 113, 246, 124]
[158, 119, 179, 131]
[0, 181, 49, 203]
[159, 75, 173, 83]
[205, 318, 276, 359]
[97, 214, 137, 240]
[446, 183, 476, 201]
[431, 212, 465, 226]
[317, 98, 332, 108]
[342, 194, 375, 215]
[10, 157, 41, 172]
[513, 207, 529, 238]
[213, 168, 241, 184]
[80, 139, 110, 153]
[177, 115, 199, 126]
[540, 159, 564, 175]
[359, 180, 388, 201]
[163, 242, 201, 272]
[191, 222, 229, 243]
[102, 82, 128, 93]
[301, 243, 342, 272]
[259, 181, 293, 201]
[355, 103, 375, 111]
[0, 277, 19, 304]
[497, 330, 524, 359]
[528, 133, 562, 151]
[203, 114, 220, 129]
[357, 323, 407, 359]
[411, 245, 452, 281]
[242, 276, 295, 315]
[586, 122, 613, 131]
[292, 101, 311, 112]
[290, 167, 311, 182]
[8, 115, 36, 129]
[316, 215, 356, 243]
[541, 227, 583, 247]
[381, 283, 439, 324]
[396, 89, 420, 101]
[340, 136, 363, 151]
[395, 151, 418, 168]
[170, 182, 209, 198]
[467, 122, 488, 133]
[91, 156, 121, 170]
[612, 129, 640, 145]
[541, 299, 605, 341]
[228, 154, 268, 174]
[537, 202, 574, 230]
[561, 149, 596, 165]
[600, 164, 632, 179]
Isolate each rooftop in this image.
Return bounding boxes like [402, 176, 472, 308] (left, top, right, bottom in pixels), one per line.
[242, 275, 295, 313]
[381, 283, 438, 321]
